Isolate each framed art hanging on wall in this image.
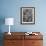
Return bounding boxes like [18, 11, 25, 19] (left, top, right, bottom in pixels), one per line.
[21, 7, 35, 24]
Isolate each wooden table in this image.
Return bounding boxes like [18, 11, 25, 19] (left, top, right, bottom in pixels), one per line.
[4, 32, 43, 46]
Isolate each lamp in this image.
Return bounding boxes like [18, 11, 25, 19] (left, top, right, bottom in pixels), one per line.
[5, 18, 14, 35]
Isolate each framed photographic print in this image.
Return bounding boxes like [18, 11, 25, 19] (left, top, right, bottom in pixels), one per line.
[21, 7, 35, 24]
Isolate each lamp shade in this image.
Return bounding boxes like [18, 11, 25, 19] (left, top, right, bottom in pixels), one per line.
[5, 18, 14, 25]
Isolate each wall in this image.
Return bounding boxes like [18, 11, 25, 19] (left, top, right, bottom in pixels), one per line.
[0, 0, 46, 32]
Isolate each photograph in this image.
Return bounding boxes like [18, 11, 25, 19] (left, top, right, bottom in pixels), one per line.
[21, 7, 35, 24]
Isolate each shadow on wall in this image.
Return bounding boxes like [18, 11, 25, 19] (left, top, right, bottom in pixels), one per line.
[0, 16, 5, 46]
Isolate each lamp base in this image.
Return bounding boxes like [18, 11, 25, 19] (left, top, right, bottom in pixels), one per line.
[8, 32, 11, 35]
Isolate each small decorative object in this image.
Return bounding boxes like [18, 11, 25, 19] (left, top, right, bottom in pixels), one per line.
[21, 7, 35, 24]
[5, 18, 14, 35]
[25, 33, 29, 35]
[25, 32, 38, 35]
[25, 32, 32, 35]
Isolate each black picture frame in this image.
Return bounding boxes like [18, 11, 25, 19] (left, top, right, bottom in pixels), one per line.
[21, 7, 35, 24]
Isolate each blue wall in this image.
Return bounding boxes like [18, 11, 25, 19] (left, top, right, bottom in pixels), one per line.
[0, 0, 46, 32]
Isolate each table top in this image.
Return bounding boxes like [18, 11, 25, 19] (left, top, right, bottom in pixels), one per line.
[4, 32, 43, 40]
